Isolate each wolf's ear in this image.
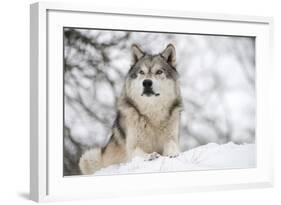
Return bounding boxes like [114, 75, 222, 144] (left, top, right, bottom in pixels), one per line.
[131, 44, 144, 64]
[161, 44, 176, 67]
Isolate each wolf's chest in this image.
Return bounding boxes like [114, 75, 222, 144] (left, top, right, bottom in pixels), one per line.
[133, 117, 175, 154]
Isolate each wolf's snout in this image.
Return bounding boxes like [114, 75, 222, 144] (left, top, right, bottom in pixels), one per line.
[143, 79, 153, 88]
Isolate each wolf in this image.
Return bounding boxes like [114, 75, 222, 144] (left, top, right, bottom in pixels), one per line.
[79, 44, 183, 175]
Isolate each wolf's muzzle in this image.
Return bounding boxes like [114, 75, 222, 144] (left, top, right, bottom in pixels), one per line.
[142, 79, 160, 97]
[143, 79, 153, 88]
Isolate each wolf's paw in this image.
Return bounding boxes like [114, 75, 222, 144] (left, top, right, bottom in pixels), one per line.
[163, 140, 180, 158]
[146, 152, 161, 161]
[168, 153, 179, 158]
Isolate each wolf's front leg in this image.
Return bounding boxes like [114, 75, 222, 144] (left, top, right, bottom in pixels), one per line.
[163, 140, 180, 158]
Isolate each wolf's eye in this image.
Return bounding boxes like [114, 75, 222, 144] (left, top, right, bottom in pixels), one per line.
[139, 70, 145, 75]
[156, 70, 163, 75]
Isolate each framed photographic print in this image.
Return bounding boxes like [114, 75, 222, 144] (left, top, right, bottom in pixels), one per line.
[30, 2, 274, 202]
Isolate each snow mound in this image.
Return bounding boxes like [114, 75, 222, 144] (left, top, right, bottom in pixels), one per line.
[94, 142, 256, 176]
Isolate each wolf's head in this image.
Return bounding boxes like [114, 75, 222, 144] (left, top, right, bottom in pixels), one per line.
[124, 44, 181, 109]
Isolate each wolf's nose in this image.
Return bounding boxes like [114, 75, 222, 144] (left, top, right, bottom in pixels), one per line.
[143, 79, 153, 88]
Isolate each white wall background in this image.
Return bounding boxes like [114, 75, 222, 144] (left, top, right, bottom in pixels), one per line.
[0, 0, 280, 204]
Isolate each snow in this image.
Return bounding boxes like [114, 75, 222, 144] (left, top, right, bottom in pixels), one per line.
[94, 142, 256, 176]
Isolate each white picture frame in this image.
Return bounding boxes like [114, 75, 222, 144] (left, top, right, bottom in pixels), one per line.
[30, 2, 274, 202]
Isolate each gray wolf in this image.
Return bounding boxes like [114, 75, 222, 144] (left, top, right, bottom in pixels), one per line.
[79, 44, 183, 175]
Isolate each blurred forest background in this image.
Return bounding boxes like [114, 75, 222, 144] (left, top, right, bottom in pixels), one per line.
[63, 28, 255, 176]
